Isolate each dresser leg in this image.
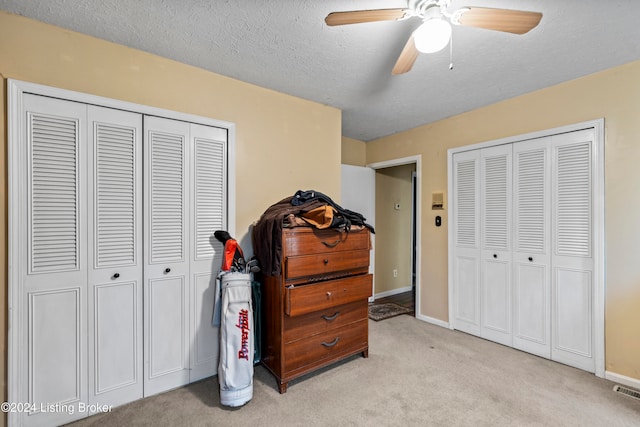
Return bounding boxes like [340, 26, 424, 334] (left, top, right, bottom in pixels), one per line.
[362, 348, 369, 358]
[278, 381, 289, 394]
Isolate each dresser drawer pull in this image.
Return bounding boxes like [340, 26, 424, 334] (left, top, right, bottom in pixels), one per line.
[321, 311, 340, 321]
[321, 337, 340, 347]
[321, 238, 341, 248]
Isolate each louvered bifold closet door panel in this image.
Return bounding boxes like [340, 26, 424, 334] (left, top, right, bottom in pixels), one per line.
[193, 127, 226, 261]
[550, 129, 595, 373]
[150, 133, 186, 263]
[452, 150, 481, 335]
[555, 139, 592, 258]
[480, 145, 512, 346]
[94, 121, 137, 267]
[29, 108, 81, 273]
[483, 151, 510, 251]
[87, 106, 143, 409]
[455, 157, 478, 249]
[189, 123, 228, 382]
[143, 116, 191, 396]
[512, 138, 552, 359]
[20, 94, 88, 427]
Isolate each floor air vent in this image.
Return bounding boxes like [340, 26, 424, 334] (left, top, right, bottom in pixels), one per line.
[613, 384, 640, 400]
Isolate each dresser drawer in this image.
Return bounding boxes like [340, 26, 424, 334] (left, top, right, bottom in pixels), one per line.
[284, 228, 370, 257]
[283, 319, 368, 373]
[285, 250, 369, 281]
[285, 274, 372, 316]
[283, 300, 368, 343]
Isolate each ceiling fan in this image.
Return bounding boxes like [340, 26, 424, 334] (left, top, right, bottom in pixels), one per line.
[325, 0, 542, 75]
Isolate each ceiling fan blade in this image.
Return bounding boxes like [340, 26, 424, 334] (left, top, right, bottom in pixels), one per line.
[457, 7, 542, 34]
[325, 8, 408, 26]
[392, 35, 419, 75]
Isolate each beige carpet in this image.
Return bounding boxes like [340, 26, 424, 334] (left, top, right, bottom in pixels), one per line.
[68, 315, 640, 426]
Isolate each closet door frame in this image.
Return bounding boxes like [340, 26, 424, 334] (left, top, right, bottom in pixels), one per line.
[447, 119, 605, 378]
[8, 79, 236, 425]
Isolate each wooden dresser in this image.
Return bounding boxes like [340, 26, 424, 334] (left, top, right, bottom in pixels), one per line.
[261, 227, 372, 393]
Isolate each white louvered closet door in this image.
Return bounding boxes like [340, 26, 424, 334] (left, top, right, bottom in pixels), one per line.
[12, 84, 231, 427]
[452, 150, 481, 336]
[480, 145, 513, 346]
[451, 129, 596, 372]
[143, 116, 191, 396]
[512, 137, 552, 359]
[143, 118, 226, 393]
[19, 94, 89, 427]
[87, 106, 143, 409]
[189, 123, 227, 382]
[550, 129, 595, 373]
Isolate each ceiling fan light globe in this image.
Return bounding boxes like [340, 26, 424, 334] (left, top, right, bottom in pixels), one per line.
[413, 18, 452, 53]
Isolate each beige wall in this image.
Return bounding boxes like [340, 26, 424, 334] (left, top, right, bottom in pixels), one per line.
[374, 165, 415, 295]
[0, 11, 342, 418]
[367, 59, 640, 381]
[341, 136, 367, 166]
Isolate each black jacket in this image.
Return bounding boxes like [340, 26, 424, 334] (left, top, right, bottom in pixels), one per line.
[252, 190, 374, 276]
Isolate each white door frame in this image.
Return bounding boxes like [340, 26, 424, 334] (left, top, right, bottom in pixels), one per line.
[367, 155, 423, 321]
[447, 119, 605, 378]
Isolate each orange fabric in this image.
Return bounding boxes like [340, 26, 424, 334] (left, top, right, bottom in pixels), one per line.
[222, 239, 244, 271]
[300, 206, 335, 229]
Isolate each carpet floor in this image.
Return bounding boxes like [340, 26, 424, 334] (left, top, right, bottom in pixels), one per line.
[67, 315, 640, 426]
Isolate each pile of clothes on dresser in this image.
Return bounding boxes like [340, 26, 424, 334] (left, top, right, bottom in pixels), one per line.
[252, 190, 375, 276]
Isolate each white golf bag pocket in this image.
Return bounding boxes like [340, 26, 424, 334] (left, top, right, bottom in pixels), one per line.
[217, 272, 254, 407]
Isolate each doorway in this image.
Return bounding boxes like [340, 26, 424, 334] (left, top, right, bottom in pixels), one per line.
[368, 156, 421, 317]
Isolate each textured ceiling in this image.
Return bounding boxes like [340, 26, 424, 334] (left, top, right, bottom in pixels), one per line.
[2, 0, 640, 141]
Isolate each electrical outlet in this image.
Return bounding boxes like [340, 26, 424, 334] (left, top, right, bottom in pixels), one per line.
[393, 269, 398, 278]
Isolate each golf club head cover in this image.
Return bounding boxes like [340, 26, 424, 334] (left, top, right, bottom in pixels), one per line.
[214, 230, 232, 244]
[222, 239, 244, 271]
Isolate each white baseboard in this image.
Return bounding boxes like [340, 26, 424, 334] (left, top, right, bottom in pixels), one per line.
[416, 313, 449, 329]
[605, 371, 640, 390]
[373, 286, 412, 300]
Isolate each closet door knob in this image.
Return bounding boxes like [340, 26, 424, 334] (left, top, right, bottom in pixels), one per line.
[112, 273, 120, 279]
[164, 267, 171, 274]
[528, 257, 533, 262]
[493, 254, 497, 259]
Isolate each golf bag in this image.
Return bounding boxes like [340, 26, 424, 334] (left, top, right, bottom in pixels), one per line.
[213, 271, 255, 407]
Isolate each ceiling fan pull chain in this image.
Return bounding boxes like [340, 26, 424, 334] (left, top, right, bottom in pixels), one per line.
[449, 30, 454, 70]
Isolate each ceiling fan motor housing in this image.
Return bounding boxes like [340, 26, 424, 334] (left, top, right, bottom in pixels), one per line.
[409, 0, 449, 16]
